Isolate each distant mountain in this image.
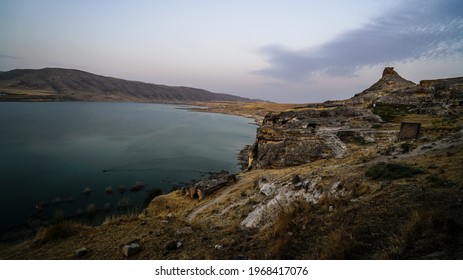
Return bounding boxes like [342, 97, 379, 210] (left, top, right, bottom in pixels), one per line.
[0, 68, 252, 103]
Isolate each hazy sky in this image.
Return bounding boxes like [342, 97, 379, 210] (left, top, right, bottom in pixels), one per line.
[1, 0, 462, 103]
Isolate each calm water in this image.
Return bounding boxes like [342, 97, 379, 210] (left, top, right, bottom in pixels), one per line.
[0, 102, 256, 232]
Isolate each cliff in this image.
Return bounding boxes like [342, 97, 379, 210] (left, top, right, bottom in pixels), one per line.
[246, 107, 381, 169]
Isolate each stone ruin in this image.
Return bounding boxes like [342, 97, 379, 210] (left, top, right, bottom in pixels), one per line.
[399, 122, 421, 140]
[184, 170, 237, 200]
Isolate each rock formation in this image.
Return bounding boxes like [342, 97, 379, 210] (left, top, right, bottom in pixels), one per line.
[362, 67, 416, 93]
[246, 106, 381, 169]
[352, 67, 463, 106]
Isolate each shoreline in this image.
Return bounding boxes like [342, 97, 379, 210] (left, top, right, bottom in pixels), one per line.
[185, 101, 300, 124]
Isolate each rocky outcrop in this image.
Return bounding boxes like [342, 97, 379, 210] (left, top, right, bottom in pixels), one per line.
[415, 77, 463, 100]
[363, 67, 416, 93]
[241, 176, 349, 228]
[352, 67, 463, 107]
[246, 106, 381, 169]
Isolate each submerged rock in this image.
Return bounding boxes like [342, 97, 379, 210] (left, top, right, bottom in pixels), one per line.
[117, 185, 126, 194]
[83, 187, 92, 195]
[130, 181, 144, 192]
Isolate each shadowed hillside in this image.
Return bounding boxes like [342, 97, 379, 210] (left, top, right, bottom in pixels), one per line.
[0, 68, 252, 103]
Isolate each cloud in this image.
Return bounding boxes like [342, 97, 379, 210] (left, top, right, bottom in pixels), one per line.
[253, 0, 463, 81]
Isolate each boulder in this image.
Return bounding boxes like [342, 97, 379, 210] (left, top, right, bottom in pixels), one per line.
[292, 175, 301, 184]
[75, 247, 88, 257]
[123, 243, 140, 257]
[165, 240, 182, 251]
[260, 182, 276, 196]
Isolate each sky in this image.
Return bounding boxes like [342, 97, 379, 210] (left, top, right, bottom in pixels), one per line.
[1, 0, 462, 103]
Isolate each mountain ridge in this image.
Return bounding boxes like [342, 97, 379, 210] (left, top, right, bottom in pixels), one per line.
[0, 67, 253, 103]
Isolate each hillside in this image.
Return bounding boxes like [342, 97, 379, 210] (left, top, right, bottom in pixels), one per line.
[1, 67, 463, 260]
[0, 68, 251, 103]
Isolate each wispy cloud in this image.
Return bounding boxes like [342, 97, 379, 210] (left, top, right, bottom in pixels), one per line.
[253, 0, 463, 81]
[0, 54, 23, 60]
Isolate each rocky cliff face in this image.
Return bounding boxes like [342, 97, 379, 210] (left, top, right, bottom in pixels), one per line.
[246, 106, 382, 169]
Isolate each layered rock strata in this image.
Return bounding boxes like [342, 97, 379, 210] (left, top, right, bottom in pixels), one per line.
[246, 107, 382, 169]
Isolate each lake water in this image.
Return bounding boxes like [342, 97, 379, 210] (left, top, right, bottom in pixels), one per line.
[0, 102, 256, 234]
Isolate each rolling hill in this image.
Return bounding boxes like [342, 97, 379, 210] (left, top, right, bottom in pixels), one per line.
[0, 68, 252, 103]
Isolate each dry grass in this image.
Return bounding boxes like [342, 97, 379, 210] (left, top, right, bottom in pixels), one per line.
[317, 228, 357, 259]
[34, 221, 84, 244]
[378, 208, 454, 259]
[257, 200, 311, 259]
[101, 210, 140, 225]
[365, 162, 424, 180]
[0, 88, 56, 96]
